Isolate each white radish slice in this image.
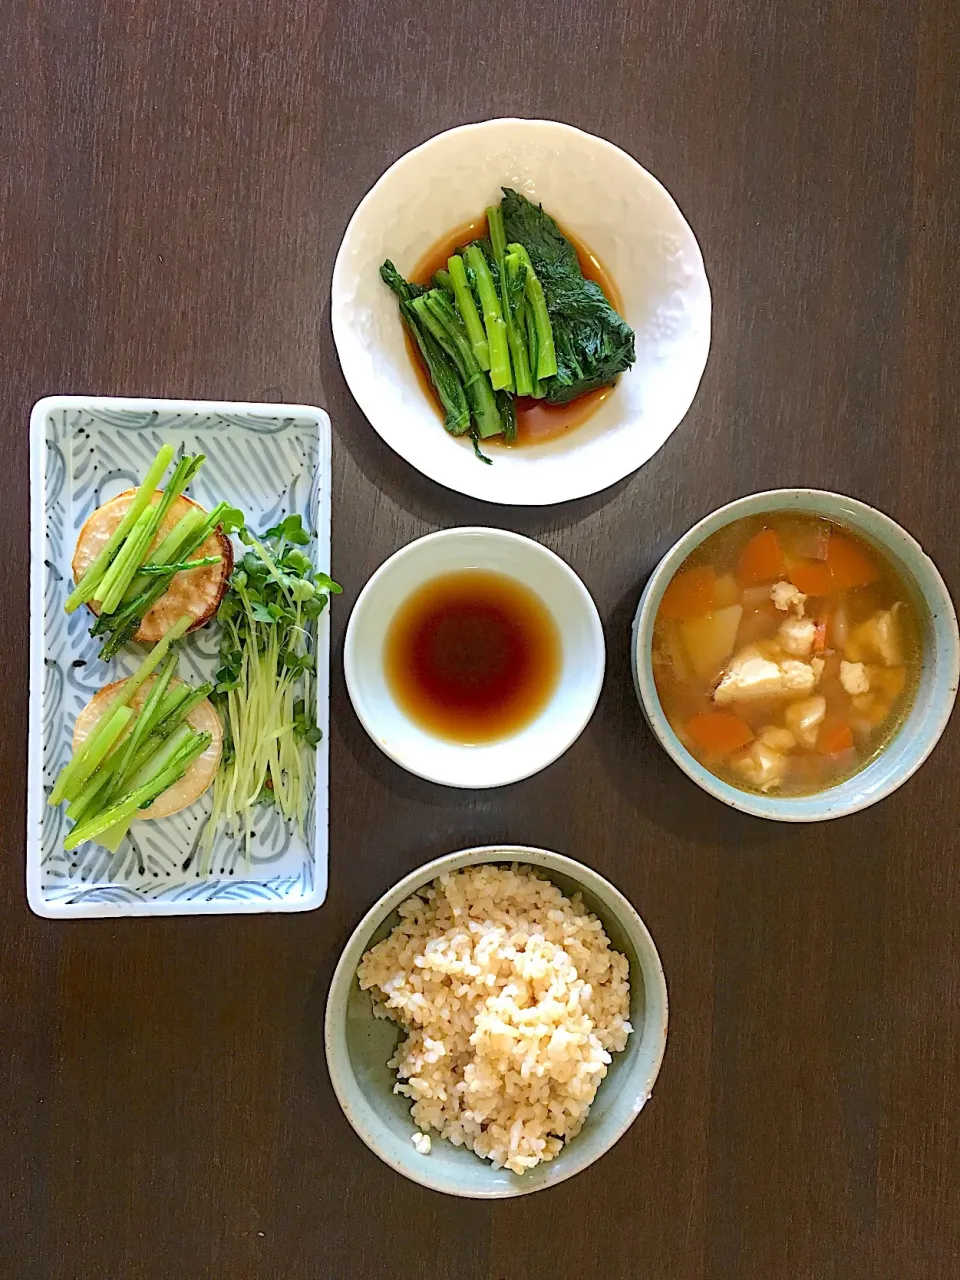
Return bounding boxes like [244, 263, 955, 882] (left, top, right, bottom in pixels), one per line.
[72, 678, 222, 819]
[72, 490, 232, 642]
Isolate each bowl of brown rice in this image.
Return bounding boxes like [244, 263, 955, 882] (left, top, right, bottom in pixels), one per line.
[324, 845, 668, 1198]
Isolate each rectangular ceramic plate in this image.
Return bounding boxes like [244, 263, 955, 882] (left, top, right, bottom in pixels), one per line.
[28, 396, 332, 918]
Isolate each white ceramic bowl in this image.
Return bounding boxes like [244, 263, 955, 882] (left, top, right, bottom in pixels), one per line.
[331, 118, 711, 505]
[324, 845, 668, 1198]
[343, 528, 604, 786]
[632, 490, 960, 821]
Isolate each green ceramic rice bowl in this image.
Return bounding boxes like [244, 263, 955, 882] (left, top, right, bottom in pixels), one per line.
[324, 845, 668, 1198]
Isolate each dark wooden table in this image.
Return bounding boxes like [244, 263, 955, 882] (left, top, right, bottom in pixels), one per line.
[3, 2, 958, 1277]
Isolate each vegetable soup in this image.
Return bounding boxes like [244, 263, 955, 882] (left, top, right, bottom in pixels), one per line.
[651, 513, 922, 795]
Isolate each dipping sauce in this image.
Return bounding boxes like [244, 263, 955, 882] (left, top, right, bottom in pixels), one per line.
[651, 513, 922, 795]
[385, 570, 561, 743]
[408, 217, 622, 446]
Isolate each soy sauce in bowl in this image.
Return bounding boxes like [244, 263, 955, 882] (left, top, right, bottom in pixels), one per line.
[384, 569, 561, 744]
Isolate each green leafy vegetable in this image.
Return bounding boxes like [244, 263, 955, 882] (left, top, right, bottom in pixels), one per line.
[500, 189, 635, 403]
[67, 441, 233, 657]
[380, 188, 633, 460]
[411, 291, 503, 438]
[49, 705, 134, 807]
[63, 729, 210, 852]
[381, 260, 471, 438]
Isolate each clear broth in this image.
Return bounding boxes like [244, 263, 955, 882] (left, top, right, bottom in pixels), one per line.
[384, 570, 561, 744]
[407, 216, 622, 446]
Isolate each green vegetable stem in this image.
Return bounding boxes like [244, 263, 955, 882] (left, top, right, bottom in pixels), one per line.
[48, 613, 218, 852]
[432, 268, 454, 294]
[381, 260, 471, 438]
[65, 444, 175, 614]
[48, 705, 133, 808]
[463, 245, 511, 392]
[64, 731, 210, 852]
[446, 255, 490, 371]
[94, 502, 241, 660]
[507, 241, 558, 381]
[96, 452, 206, 615]
[411, 291, 503, 439]
[487, 204, 533, 397]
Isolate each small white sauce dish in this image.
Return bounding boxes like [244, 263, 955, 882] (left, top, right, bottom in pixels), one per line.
[344, 528, 605, 787]
[331, 117, 711, 505]
[631, 490, 960, 822]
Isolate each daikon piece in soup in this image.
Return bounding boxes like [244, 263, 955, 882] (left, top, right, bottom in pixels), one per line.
[651, 513, 922, 796]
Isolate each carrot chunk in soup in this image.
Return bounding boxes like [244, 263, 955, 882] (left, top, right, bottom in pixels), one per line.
[658, 566, 715, 620]
[816, 720, 854, 755]
[686, 712, 754, 758]
[737, 529, 785, 585]
[826, 534, 880, 589]
[788, 559, 834, 597]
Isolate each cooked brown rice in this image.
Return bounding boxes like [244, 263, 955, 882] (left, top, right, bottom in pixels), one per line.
[357, 863, 632, 1174]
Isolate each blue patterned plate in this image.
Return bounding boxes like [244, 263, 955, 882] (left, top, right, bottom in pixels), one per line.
[28, 396, 332, 917]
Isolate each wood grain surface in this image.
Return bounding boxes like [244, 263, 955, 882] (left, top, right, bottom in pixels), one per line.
[2, 1, 959, 1277]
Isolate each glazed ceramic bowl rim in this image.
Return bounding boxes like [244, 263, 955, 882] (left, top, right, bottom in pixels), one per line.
[330, 116, 711, 505]
[323, 844, 668, 1198]
[343, 527, 605, 788]
[632, 489, 960, 822]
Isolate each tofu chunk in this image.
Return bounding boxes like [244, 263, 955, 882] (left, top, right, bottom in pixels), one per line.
[784, 695, 827, 748]
[846, 605, 903, 666]
[771, 581, 807, 614]
[778, 616, 817, 657]
[781, 659, 819, 696]
[715, 645, 821, 705]
[759, 726, 797, 752]
[839, 660, 870, 695]
[714, 646, 786, 704]
[732, 740, 790, 792]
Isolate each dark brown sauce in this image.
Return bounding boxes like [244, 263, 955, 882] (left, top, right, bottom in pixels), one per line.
[406, 215, 622, 446]
[411, 219, 488, 288]
[384, 570, 561, 744]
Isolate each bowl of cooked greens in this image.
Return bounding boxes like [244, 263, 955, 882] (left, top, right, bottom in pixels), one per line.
[331, 118, 711, 505]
